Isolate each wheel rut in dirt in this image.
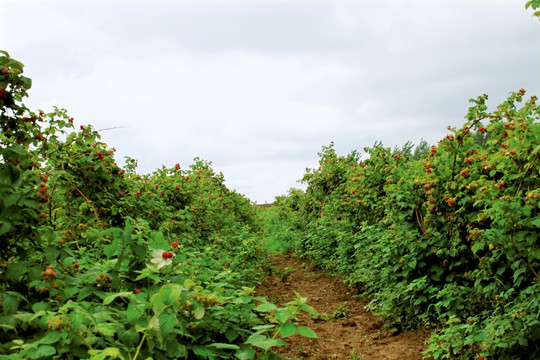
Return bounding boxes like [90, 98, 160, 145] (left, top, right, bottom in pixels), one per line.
[256, 253, 430, 360]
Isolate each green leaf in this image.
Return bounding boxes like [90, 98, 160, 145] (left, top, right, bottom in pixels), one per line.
[471, 241, 484, 254]
[125, 302, 144, 323]
[184, 278, 196, 289]
[159, 312, 176, 333]
[296, 326, 317, 338]
[2, 294, 20, 314]
[225, 328, 239, 342]
[209, 343, 240, 350]
[44, 246, 60, 264]
[234, 346, 256, 360]
[88, 347, 123, 358]
[274, 308, 292, 323]
[254, 303, 277, 313]
[246, 334, 286, 351]
[36, 331, 63, 345]
[192, 303, 205, 320]
[119, 328, 139, 347]
[104, 242, 120, 259]
[6, 261, 28, 280]
[161, 284, 181, 306]
[279, 322, 297, 338]
[0, 221, 10, 236]
[103, 291, 132, 305]
[96, 323, 117, 337]
[165, 339, 187, 357]
[3, 193, 20, 207]
[28, 345, 56, 359]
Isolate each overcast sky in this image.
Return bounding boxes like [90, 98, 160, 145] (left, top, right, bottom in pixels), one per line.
[1, 0, 539, 203]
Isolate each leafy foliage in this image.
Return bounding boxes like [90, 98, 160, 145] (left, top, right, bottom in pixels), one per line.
[0, 51, 314, 360]
[267, 91, 540, 359]
[526, 0, 540, 19]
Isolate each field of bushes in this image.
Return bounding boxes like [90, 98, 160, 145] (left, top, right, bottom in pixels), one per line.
[0, 51, 319, 360]
[1, 6, 539, 356]
[265, 90, 539, 359]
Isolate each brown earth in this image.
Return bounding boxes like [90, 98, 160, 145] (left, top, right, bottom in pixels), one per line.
[256, 253, 431, 360]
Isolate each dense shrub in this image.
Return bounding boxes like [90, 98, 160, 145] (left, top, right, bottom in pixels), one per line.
[268, 91, 539, 359]
[0, 51, 313, 360]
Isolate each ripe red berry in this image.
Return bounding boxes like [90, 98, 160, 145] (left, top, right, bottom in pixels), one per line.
[135, 191, 140, 196]
[171, 241, 179, 248]
[1, 68, 8, 74]
[134, 289, 141, 294]
[162, 251, 168, 258]
[40, 186, 47, 193]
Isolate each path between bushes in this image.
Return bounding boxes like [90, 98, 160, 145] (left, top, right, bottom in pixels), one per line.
[256, 253, 431, 360]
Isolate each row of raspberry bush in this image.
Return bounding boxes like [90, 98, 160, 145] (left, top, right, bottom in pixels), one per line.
[267, 90, 539, 359]
[0, 51, 313, 359]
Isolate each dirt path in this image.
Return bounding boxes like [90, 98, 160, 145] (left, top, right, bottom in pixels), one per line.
[256, 253, 431, 360]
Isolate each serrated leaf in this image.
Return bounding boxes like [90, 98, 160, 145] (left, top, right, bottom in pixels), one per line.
[159, 312, 176, 333]
[234, 346, 256, 360]
[2, 294, 19, 314]
[125, 302, 144, 323]
[254, 303, 277, 312]
[296, 326, 317, 338]
[96, 323, 116, 337]
[166, 339, 187, 357]
[36, 331, 62, 345]
[274, 308, 292, 323]
[119, 328, 139, 347]
[28, 345, 56, 359]
[279, 322, 297, 338]
[161, 284, 181, 306]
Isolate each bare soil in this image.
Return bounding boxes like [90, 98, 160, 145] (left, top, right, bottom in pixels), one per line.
[256, 253, 431, 360]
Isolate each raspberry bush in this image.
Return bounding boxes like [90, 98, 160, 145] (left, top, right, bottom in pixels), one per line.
[267, 91, 539, 359]
[0, 51, 314, 360]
